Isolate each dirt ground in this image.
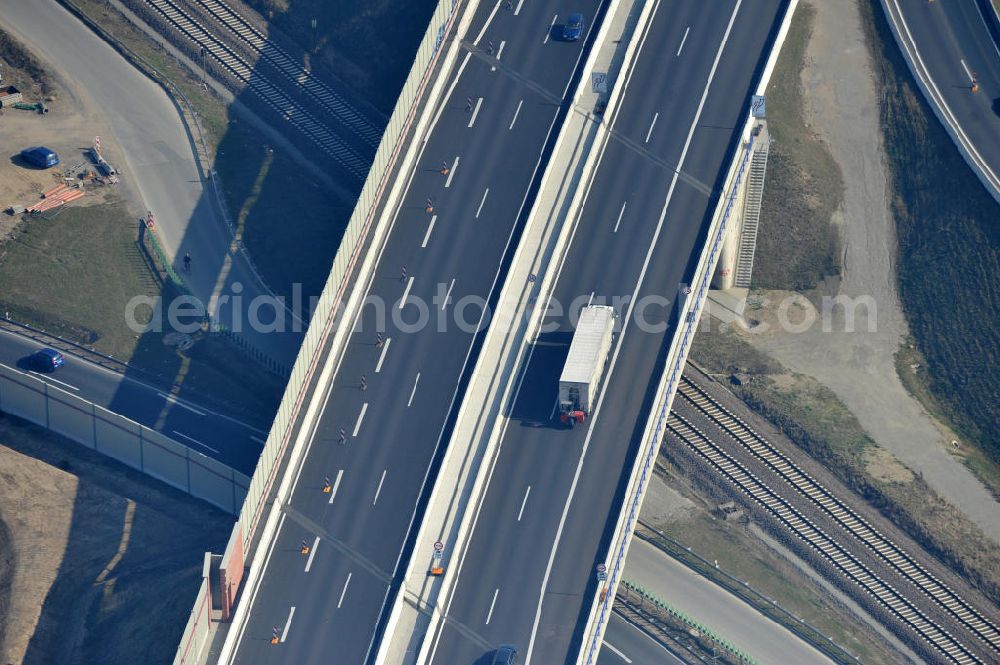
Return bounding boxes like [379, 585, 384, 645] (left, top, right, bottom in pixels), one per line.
[738, 0, 1000, 543]
[0, 413, 230, 665]
[0, 39, 126, 243]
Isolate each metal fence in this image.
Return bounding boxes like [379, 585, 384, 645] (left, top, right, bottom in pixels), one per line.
[0, 363, 249, 513]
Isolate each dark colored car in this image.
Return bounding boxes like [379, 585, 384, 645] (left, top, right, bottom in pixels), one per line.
[20, 146, 60, 169]
[33, 348, 65, 372]
[563, 13, 584, 41]
[492, 645, 518, 665]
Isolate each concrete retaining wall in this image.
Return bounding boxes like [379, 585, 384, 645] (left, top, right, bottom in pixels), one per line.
[0, 362, 249, 514]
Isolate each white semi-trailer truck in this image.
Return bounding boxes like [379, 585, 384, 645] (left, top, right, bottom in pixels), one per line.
[558, 305, 616, 427]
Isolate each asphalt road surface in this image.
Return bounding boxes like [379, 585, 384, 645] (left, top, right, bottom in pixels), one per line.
[424, 0, 786, 663]
[890, 0, 1000, 197]
[599, 613, 685, 665]
[0, 0, 301, 365]
[222, 1, 608, 663]
[0, 328, 269, 473]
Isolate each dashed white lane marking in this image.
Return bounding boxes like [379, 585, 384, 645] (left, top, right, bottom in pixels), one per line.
[544, 14, 557, 44]
[614, 200, 627, 233]
[399, 276, 415, 309]
[328, 469, 343, 505]
[517, 486, 531, 521]
[960, 58, 975, 84]
[514, 0, 525, 15]
[353, 403, 368, 437]
[492, 40, 506, 71]
[476, 188, 489, 218]
[645, 112, 659, 144]
[468, 97, 484, 127]
[172, 430, 219, 454]
[337, 573, 352, 608]
[604, 640, 632, 663]
[304, 536, 320, 572]
[408, 373, 420, 407]
[445, 156, 459, 188]
[587, 291, 595, 306]
[442, 279, 456, 310]
[158, 392, 204, 414]
[373, 469, 387, 506]
[676, 26, 690, 56]
[486, 588, 500, 624]
[509, 99, 524, 130]
[422, 214, 438, 248]
[280, 606, 295, 642]
[375, 338, 391, 373]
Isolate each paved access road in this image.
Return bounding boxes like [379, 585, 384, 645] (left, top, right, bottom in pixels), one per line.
[424, 0, 786, 663]
[599, 613, 685, 665]
[0, 329, 269, 473]
[0, 0, 301, 366]
[887, 0, 1000, 198]
[222, 1, 606, 663]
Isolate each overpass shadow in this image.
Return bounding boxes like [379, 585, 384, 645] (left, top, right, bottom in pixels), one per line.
[9, 0, 436, 659]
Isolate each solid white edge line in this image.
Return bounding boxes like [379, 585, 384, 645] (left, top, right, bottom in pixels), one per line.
[280, 606, 295, 642]
[353, 402, 369, 437]
[172, 430, 220, 454]
[476, 188, 489, 218]
[408, 372, 421, 407]
[525, 0, 744, 660]
[422, 214, 438, 247]
[329, 469, 343, 504]
[399, 276, 415, 309]
[304, 536, 320, 572]
[375, 337, 392, 373]
[373, 469, 387, 506]
[603, 640, 632, 663]
[31, 372, 79, 392]
[486, 588, 500, 624]
[338, 573, 353, 608]
[158, 391, 206, 415]
[517, 485, 531, 521]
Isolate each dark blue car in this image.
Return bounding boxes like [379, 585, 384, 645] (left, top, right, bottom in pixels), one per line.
[33, 348, 65, 372]
[563, 13, 584, 41]
[20, 146, 60, 169]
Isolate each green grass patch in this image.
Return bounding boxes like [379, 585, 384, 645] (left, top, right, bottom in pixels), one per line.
[859, 0, 1000, 470]
[692, 327, 1000, 602]
[754, 2, 843, 291]
[642, 512, 894, 664]
[0, 201, 282, 418]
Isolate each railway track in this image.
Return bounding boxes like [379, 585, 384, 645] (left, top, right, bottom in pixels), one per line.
[667, 411, 982, 664]
[146, 0, 370, 180]
[675, 376, 1000, 657]
[193, 0, 383, 147]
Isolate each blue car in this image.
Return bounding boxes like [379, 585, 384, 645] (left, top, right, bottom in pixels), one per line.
[33, 348, 65, 372]
[20, 146, 60, 169]
[563, 13, 584, 41]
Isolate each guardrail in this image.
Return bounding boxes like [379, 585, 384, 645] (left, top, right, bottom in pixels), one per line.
[577, 1, 798, 661]
[0, 363, 249, 512]
[619, 580, 759, 664]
